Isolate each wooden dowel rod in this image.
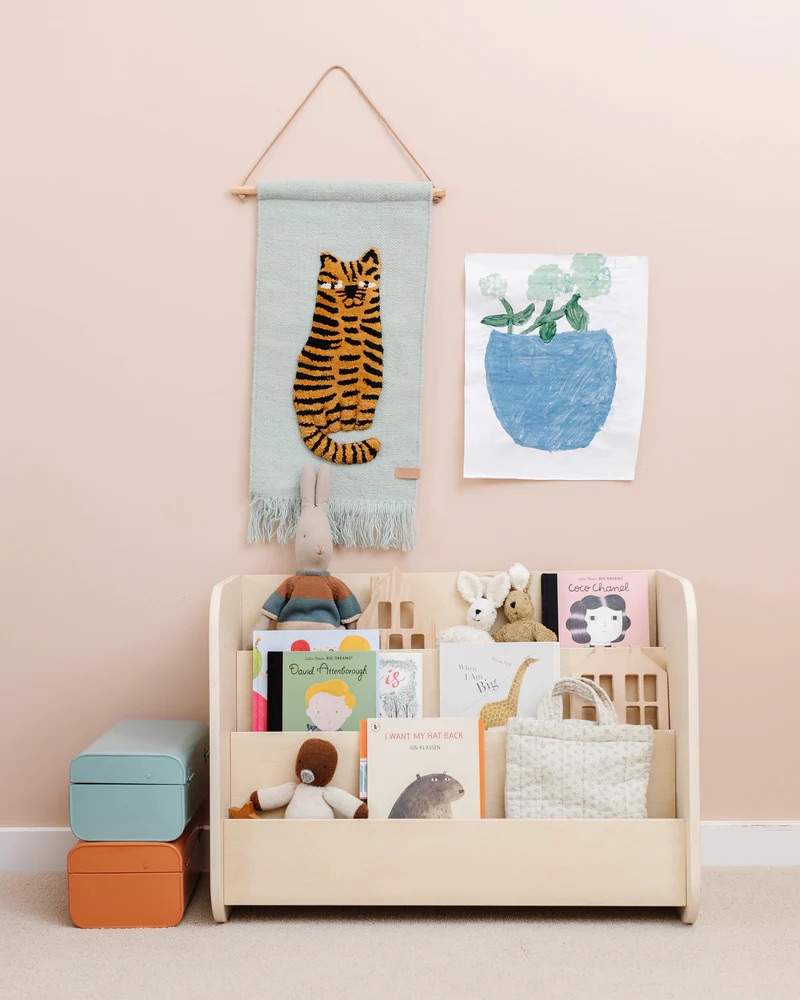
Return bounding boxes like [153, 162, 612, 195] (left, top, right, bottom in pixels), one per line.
[230, 185, 446, 203]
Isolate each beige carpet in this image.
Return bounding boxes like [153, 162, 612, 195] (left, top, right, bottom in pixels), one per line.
[1, 870, 798, 999]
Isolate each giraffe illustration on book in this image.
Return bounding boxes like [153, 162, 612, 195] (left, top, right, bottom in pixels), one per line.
[479, 657, 538, 730]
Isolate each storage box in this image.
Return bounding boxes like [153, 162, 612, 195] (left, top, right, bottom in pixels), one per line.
[70, 720, 209, 842]
[68, 807, 203, 928]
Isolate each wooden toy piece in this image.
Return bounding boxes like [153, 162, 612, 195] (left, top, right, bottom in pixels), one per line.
[229, 800, 258, 819]
[358, 566, 435, 650]
[561, 646, 669, 729]
[479, 657, 537, 730]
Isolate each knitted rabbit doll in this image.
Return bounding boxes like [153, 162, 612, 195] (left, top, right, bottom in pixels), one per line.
[437, 571, 510, 644]
[260, 464, 361, 630]
[492, 562, 558, 643]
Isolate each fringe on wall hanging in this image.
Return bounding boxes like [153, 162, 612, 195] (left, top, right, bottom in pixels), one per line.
[234, 66, 444, 551]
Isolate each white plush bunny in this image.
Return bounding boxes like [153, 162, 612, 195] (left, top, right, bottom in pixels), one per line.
[436, 571, 510, 645]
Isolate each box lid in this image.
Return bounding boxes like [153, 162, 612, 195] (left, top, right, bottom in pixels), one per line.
[68, 814, 202, 874]
[70, 720, 209, 786]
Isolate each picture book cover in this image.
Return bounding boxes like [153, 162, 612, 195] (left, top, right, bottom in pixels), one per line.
[361, 717, 485, 819]
[377, 652, 424, 719]
[438, 643, 560, 730]
[541, 572, 650, 647]
[251, 629, 379, 731]
[277, 650, 378, 733]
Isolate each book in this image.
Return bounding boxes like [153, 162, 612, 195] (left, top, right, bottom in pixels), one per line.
[541, 572, 650, 648]
[270, 649, 378, 733]
[251, 629, 380, 731]
[438, 643, 560, 729]
[377, 652, 424, 719]
[360, 717, 485, 819]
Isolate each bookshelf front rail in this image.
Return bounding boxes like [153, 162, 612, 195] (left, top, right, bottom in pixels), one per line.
[223, 818, 686, 907]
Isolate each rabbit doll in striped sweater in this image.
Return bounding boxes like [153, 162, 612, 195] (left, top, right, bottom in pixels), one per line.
[260, 465, 361, 631]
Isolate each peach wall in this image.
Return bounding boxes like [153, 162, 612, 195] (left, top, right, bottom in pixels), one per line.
[1, 1, 797, 825]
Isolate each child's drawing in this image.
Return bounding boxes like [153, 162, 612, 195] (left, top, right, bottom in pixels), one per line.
[464, 253, 648, 480]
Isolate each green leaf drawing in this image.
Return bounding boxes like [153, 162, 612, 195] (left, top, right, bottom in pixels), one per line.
[481, 312, 513, 327]
[499, 298, 514, 316]
[539, 320, 557, 343]
[512, 302, 536, 325]
[565, 298, 589, 331]
[252, 646, 262, 681]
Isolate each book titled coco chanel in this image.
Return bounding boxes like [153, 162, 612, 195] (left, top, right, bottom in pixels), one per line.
[541, 572, 651, 648]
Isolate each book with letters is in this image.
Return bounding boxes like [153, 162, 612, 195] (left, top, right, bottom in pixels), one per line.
[269, 649, 377, 733]
[251, 629, 379, 732]
[541, 571, 650, 647]
[360, 717, 485, 819]
[438, 643, 560, 730]
[377, 651, 424, 719]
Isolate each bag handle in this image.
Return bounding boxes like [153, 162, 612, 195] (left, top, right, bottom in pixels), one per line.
[537, 677, 619, 725]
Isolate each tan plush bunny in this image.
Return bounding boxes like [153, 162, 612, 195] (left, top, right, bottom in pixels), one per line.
[259, 465, 361, 630]
[492, 562, 558, 643]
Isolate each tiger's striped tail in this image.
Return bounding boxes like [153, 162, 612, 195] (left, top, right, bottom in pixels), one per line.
[299, 424, 381, 464]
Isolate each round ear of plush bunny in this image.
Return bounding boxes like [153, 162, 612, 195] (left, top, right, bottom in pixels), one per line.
[456, 571, 484, 603]
[486, 572, 511, 608]
[508, 562, 531, 592]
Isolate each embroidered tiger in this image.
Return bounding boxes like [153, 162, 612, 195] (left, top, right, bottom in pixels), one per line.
[293, 248, 383, 464]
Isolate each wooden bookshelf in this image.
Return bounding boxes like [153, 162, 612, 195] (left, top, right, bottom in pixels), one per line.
[209, 570, 699, 922]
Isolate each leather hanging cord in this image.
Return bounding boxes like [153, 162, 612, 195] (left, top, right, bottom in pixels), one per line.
[234, 64, 444, 201]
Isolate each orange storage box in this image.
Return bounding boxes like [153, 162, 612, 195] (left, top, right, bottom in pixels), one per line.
[67, 807, 203, 928]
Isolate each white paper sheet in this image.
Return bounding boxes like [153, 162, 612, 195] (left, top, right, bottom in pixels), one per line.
[464, 253, 648, 480]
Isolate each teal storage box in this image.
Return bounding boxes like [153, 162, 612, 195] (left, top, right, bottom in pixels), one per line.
[70, 720, 209, 842]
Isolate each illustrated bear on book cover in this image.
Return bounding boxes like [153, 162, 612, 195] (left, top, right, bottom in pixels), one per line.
[362, 718, 485, 820]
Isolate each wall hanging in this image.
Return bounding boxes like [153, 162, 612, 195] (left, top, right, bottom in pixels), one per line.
[234, 66, 443, 550]
[464, 253, 648, 480]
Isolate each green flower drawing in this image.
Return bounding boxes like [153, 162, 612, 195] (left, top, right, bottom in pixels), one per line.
[479, 273, 508, 299]
[571, 254, 612, 298]
[527, 265, 573, 302]
[479, 254, 612, 343]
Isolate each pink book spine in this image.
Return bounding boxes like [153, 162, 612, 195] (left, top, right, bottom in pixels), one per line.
[252, 691, 268, 732]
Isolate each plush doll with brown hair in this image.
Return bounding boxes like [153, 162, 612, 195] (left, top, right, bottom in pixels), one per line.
[229, 738, 368, 820]
[260, 464, 361, 630]
[492, 562, 558, 643]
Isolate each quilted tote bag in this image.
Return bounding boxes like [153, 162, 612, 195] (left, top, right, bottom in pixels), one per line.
[505, 677, 654, 819]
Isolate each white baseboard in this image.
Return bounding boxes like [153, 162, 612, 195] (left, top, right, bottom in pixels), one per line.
[0, 827, 211, 873]
[1, 822, 798, 872]
[700, 822, 800, 866]
[0, 828, 78, 872]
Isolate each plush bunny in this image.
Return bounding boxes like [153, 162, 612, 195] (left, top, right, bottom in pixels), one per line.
[436, 571, 510, 645]
[492, 562, 558, 643]
[228, 738, 368, 820]
[260, 464, 361, 630]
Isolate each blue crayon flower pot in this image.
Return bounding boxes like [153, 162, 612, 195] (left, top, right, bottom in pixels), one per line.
[484, 329, 617, 451]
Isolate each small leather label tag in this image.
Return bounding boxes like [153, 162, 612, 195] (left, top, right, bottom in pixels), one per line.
[395, 467, 420, 480]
